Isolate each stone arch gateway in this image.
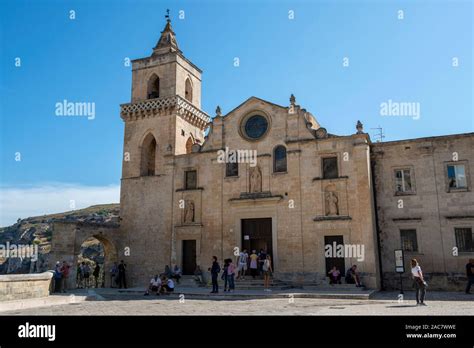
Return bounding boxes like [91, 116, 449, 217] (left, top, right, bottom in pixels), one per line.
[50, 220, 125, 289]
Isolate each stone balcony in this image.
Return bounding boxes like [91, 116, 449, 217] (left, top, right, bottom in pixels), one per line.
[120, 95, 211, 130]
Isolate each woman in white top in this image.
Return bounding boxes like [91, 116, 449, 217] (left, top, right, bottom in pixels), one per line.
[411, 259, 427, 306]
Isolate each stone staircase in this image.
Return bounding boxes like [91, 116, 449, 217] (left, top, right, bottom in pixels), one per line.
[179, 275, 368, 292]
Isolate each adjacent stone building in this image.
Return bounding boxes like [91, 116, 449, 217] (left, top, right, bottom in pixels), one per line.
[51, 18, 474, 290]
[372, 134, 474, 290]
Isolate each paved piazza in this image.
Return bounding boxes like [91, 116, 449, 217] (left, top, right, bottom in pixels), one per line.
[1, 291, 472, 316]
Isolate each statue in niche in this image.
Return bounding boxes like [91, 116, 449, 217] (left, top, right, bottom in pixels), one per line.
[249, 166, 262, 193]
[184, 200, 195, 223]
[325, 191, 339, 216]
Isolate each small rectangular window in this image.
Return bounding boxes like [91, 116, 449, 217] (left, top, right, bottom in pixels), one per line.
[226, 162, 238, 177]
[455, 227, 473, 252]
[185, 170, 197, 190]
[395, 169, 413, 193]
[447, 164, 467, 189]
[400, 229, 418, 252]
[322, 157, 338, 179]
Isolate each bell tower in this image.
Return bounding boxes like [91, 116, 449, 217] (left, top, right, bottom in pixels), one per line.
[118, 12, 210, 286]
[120, 12, 210, 177]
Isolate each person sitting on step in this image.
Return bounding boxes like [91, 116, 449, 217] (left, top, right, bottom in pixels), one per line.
[328, 266, 341, 285]
[345, 265, 362, 287]
[144, 275, 162, 296]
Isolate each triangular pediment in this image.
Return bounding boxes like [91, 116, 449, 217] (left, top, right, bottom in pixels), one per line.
[223, 96, 287, 118]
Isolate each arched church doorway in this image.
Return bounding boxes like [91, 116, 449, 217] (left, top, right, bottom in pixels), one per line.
[76, 235, 117, 288]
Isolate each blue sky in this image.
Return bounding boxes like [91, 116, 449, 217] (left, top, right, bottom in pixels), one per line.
[0, 0, 472, 226]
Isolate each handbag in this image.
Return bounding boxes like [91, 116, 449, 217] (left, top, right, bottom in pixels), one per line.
[415, 277, 428, 288]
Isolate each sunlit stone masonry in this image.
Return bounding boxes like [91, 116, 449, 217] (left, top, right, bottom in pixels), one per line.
[51, 18, 474, 291]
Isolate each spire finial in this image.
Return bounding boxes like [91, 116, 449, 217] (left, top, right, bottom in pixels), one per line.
[153, 9, 179, 53]
[290, 94, 296, 105]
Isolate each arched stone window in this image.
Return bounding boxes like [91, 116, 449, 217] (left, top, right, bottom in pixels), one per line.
[185, 78, 193, 103]
[147, 74, 160, 99]
[141, 133, 157, 176]
[273, 145, 287, 173]
[185, 136, 194, 154]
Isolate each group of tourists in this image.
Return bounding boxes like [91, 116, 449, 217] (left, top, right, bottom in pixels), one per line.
[76, 261, 102, 289]
[144, 274, 175, 295]
[143, 265, 183, 295]
[235, 249, 271, 281]
[209, 251, 273, 293]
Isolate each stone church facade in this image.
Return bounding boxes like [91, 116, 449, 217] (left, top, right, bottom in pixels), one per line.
[51, 19, 474, 290]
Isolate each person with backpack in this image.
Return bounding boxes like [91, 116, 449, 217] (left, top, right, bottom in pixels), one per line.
[208, 256, 220, 294]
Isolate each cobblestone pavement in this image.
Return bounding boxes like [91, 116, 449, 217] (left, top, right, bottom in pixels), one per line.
[1, 291, 472, 316]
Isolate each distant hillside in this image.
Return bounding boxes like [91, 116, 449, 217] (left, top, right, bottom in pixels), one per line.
[0, 204, 119, 274]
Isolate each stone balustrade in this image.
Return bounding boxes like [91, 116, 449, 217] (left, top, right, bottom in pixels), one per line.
[120, 95, 210, 130]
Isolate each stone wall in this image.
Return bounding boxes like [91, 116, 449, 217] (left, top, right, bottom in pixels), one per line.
[0, 272, 53, 301]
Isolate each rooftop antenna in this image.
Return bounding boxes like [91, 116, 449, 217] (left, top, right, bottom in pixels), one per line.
[370, 126, 385, 143]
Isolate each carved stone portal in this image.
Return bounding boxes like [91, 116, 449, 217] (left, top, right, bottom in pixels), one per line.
[249, 166, 262, 193]
[325, 191, 339, 216]
[184, 200, 195, 223]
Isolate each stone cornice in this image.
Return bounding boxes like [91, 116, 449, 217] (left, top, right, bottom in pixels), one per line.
[120, 95, 210, 130]
[313, 215, 352, 221]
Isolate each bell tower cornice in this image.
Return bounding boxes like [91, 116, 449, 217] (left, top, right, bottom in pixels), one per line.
[120, 95, 210, 131]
